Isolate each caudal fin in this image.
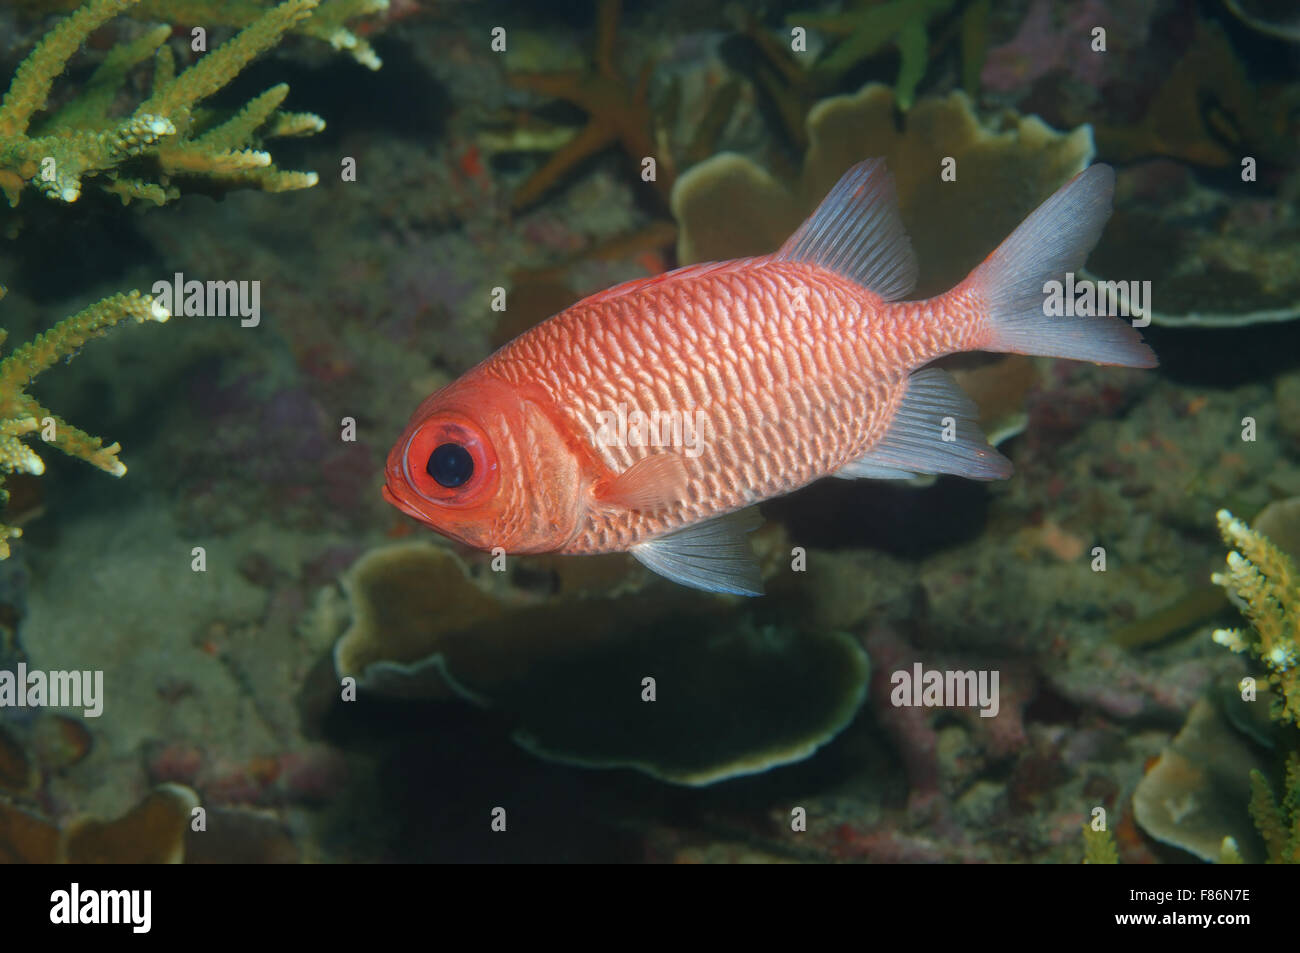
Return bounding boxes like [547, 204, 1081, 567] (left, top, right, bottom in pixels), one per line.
[968, 165, 1157, 368]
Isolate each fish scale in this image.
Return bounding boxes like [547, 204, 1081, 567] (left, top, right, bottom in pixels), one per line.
[485, 260, 909, 553]
[384, 160, 1156, 595]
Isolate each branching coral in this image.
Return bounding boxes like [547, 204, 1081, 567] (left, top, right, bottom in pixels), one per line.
[1248, 753, 1300, 864]
[1081, 823, 1117, 864]
[12, 0, 389, 69]
[1212, 509, 1300, 725]
[0, 0, 325, 208]
[0, 285, 170, 558]
[1211, 509, 1300, 863]
[131, 0, 389, 70]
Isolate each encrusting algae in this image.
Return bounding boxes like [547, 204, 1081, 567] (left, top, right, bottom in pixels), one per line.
[0, 0, 325, 208]
[0, 285, 170, 559]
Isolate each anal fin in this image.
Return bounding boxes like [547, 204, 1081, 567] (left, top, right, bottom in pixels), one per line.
[630, 507, 764, 596]
[838, 368, 1013, 481]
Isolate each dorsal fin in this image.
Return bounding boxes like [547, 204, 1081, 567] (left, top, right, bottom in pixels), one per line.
[776, 158, 918, 302]
[576, 259, 756, 309]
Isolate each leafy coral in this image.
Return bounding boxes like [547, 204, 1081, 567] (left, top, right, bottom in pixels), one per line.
[0, 0, 326, 208]
[0, 285, 170, 558]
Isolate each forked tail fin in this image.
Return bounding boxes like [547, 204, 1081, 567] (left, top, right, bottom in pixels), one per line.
[967, 165, 1157, 368]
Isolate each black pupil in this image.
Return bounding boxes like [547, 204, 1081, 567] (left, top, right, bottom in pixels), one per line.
[427, 443, 474, 488]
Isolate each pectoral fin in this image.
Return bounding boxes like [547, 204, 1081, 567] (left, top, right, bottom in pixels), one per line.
[595, 452, 690, 511]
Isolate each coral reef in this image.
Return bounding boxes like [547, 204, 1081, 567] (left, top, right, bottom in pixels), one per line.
[1094, 21, 1295, 170]
[10, 0, 392, 69]
[786, 0, 955, 110]
[1209, 506, 1300, 863]
[0, 782, 193, 862]
[6, 0, 1296, 866]
[0, 286, 169, 558]
[135, 0, 390, 70]
[322, 541, 870, 784]
[1249, 753, 1299, 863]
[507, 0, 669, 210]
[1, 778, 299, 861]
[1212, 510, 1300, 725]
[1225, 0, 1300, 42]
[670, 83, 1094, 296]
[0, 798, 59, 862]
[1132, 698, 1267, 863]
[0, 0, 324, 208]
[61, 782, 197, 863]
[1082, 823, 1117, 864]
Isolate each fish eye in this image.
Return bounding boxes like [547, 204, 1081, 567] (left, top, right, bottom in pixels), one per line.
[427, 442, 474, 488]
[399, 412, 498, 507]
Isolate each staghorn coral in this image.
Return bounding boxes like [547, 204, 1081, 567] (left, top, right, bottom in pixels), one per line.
[1210, 508, 1300, 863]
[0, 0, 324, 208]
[10, 0, 390, 69]
[0, 285, 170, 558]
[130, 0, 389, 70]
[1212, 509, 1300, 725]
[1081, 823, 1117, 864]
[1248, 753, 1299, 864]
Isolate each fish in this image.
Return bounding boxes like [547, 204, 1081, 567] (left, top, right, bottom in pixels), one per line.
[383, 160, 1155, 596]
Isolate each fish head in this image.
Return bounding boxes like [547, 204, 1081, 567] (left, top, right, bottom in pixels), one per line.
[383, 374, 583, 553]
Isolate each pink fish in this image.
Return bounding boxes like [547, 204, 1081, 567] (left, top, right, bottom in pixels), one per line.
[384, 160, 1155, 594]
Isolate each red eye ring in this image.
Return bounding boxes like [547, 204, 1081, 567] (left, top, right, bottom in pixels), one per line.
[402, 413, 498, 507]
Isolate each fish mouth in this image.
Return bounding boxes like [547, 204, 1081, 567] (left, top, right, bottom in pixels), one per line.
[382, 482, 428, 523]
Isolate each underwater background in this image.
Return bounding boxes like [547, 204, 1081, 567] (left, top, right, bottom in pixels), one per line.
[1, 0, 1299, 864]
